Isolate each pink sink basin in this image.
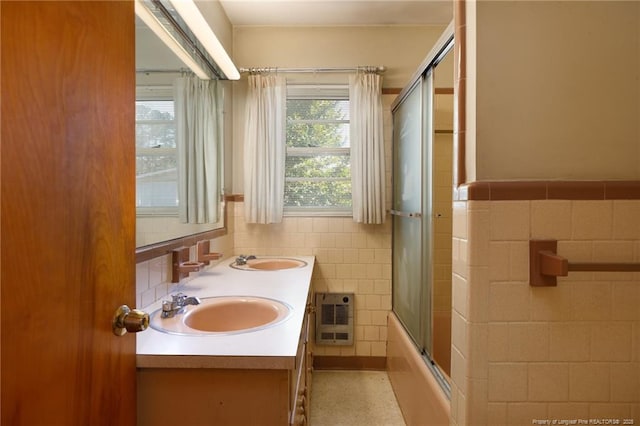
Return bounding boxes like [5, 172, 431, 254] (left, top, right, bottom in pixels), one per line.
[149, 296, 292, 336]
[231, 258, 307, 271]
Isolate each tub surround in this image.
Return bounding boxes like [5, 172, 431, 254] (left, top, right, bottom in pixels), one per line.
[136, 255, 315, 369]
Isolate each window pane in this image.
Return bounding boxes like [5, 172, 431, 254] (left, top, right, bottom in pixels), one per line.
[136, 101, 174, 120]
[287, 99, 349, 120]
[284, 180, 352, 207]
[286, 122, 349, 148]
[284, 91, 351, 213]
[136, 156, 178, 207]
[136, 99, 178, 209]
[287, 99, 349, 148]
[136, 123, 176, 149]
[136, 180, 178, 208]
[285, 155, 350, 179]
[136, 100, 175, 149]
[136, 154, 177, 176]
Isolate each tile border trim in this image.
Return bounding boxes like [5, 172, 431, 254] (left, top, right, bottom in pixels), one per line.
[454, 180, 640, 201]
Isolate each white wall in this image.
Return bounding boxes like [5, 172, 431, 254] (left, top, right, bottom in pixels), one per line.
[196, 0, 233, 50]
[467, 1, 640, 181]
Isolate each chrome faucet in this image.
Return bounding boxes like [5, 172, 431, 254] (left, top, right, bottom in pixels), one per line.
[161, 293, 201, 318]
[235, 254, 256, 265]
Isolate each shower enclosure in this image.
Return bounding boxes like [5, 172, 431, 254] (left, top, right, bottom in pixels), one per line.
[391, 38, 453, 390]
[391, 72, 433, 354]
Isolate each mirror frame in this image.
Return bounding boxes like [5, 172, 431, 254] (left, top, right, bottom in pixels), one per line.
[135, 195, 240, 263]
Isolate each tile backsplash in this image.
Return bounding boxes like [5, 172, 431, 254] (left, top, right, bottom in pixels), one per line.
[232, 202, 392, 358]
[135, 231, 234, 309]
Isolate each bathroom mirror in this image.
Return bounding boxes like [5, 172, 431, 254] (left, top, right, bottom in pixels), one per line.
[135, 5, 226, 251]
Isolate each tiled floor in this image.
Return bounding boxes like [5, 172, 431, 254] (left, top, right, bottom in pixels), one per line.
[309, 370, 406, 426]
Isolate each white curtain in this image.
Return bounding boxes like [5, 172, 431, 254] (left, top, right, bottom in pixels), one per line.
[243, 74, 286, 224]
[350, 72, 386, 224]
[174, 76, 222, 224]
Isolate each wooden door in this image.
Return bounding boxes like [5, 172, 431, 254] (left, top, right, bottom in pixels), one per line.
[1, 1, 137, 424]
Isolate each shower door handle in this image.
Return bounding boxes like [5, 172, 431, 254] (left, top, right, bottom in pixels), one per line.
[389, 209, 422, 218]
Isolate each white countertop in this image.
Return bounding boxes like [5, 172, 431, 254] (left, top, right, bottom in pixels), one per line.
[136, 255, 315, 370]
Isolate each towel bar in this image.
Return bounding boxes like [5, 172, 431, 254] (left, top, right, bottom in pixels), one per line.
[529, 239, 640, 286]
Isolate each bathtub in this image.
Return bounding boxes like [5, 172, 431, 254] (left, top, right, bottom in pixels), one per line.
[386, 312, 450, 425]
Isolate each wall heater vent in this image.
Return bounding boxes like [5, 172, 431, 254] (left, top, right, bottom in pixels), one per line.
[315, 293, 354, 346]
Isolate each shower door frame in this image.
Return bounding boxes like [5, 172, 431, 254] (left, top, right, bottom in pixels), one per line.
[391, 75, 431, 354]
[390, 28, 454, 397]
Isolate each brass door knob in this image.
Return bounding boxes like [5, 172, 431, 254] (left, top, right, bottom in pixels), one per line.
[112, 305, 149, 336]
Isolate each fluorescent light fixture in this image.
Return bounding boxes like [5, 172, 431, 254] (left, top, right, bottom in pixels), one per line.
[134, 0, 211, 80]
[168, 0, 240, 80]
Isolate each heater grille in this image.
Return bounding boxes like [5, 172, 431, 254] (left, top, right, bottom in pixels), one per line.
[315, 293, 354, 346]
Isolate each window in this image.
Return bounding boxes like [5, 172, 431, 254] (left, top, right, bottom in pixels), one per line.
[284, 85, 351, 215]
[135, 88, 178, 215]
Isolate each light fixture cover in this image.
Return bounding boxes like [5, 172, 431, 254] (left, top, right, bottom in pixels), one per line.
[135, 0, 211, 79]
[169, 0, 240, 80]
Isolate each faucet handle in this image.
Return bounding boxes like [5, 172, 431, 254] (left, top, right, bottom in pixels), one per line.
[161, 300, 174, 315]
[172, 293, 187, 303]
[235, 254, 256, 265]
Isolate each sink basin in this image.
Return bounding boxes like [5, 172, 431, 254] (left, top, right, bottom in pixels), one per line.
[231, 257, 307, 271]
[149, 296, 292, 336]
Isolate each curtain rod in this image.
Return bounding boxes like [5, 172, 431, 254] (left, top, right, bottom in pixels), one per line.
[239, 66, 386, 74]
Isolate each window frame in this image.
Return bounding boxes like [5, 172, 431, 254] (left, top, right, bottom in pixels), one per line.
[284, 84, 352, 217]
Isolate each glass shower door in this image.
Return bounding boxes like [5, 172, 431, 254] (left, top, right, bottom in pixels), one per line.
[392, 69, 434, 355]
[392, 77, 427, 349]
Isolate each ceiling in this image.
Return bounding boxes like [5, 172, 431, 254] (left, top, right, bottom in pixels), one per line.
[218, 0, 453, 26]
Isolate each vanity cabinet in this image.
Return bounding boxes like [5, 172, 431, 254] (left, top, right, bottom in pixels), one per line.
[137, 298, 314, 426]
